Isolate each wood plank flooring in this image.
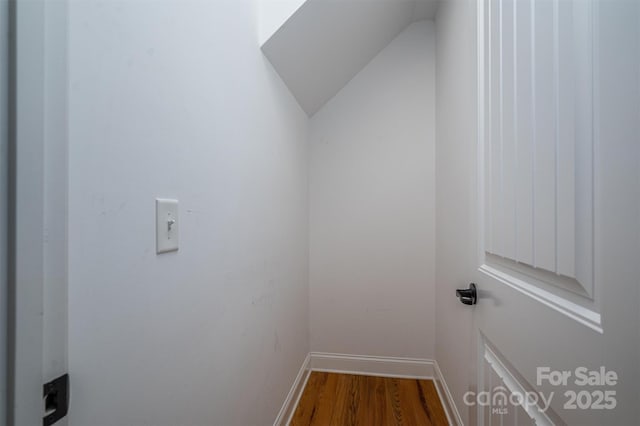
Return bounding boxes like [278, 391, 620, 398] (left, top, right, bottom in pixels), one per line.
[290, 372, 449, 426]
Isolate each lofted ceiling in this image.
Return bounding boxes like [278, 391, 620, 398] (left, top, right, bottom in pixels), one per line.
[261, 0, 439, 116]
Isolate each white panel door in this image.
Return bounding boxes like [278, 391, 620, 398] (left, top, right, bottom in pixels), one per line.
[466, 0, 640, 424]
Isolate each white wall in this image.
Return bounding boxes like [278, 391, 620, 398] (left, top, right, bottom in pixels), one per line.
[67, 0, 309, 425]
[258, 0, 306, 45]
[309, 21, 436, 359]
[435, 1, 476, 424]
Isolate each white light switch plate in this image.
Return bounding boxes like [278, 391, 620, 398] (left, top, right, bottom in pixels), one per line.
[156, 198, 179, 254]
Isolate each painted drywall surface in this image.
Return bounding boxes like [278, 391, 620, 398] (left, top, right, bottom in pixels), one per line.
[412, 0, 439, 21]
[261, 0, 416, 116]
[309, 21, 436, 359]
[435, 1, 476, 424]
[67, 1, 309, 425]
[258, 0, 306, 45]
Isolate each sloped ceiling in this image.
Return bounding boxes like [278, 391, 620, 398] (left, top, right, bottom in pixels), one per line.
[261, 0, 439, 116]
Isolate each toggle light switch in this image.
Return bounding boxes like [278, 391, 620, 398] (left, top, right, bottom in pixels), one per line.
[156, 198, 179, 254]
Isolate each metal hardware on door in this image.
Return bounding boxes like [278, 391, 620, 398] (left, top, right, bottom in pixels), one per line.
[43, 373, 69, 426]
[456, 283, 477, 305]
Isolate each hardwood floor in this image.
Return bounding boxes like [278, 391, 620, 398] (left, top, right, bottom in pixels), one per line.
[290, 372, 449, 426]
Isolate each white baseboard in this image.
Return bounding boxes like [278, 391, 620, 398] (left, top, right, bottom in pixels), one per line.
[273, 353, 311, 426]
[274, 352, 464, 426]
[309, 351, 435, 379]
[433, 359, 464, 426]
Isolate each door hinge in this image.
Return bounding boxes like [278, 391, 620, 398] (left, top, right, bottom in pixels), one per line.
[43, 374, 69, 426]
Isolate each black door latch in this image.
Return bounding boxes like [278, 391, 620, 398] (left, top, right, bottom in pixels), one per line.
[43, 374, 69, 426]
[456, 283, 477, 305]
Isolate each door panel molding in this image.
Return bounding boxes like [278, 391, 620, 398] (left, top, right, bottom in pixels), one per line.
[478, 335, 562, 426]
[477, 0, 600, 331]
[479, 263, 602, 333]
